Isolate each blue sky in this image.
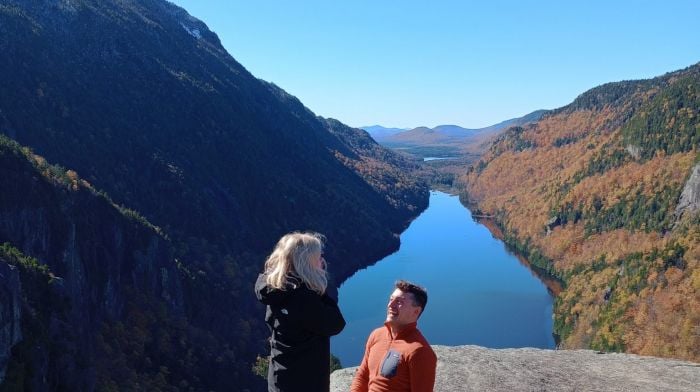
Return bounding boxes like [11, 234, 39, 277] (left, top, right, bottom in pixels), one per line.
[170, 0, 700, 129]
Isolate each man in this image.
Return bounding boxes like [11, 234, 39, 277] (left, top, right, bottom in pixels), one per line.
[350, 280, 437, 392]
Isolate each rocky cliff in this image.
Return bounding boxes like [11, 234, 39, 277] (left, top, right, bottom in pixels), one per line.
[0, 135, 184, 390]
[331, 345, 700, 391]
[676, 163, 700, 218]
[0, 262, 21, 384]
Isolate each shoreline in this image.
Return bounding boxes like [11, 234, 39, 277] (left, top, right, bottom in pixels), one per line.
[475, 217, 564, 296]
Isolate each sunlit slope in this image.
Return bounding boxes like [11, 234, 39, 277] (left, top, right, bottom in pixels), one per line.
[460, 62, 700, 361]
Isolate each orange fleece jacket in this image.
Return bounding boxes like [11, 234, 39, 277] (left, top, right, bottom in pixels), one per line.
[350, 322, 436, 392]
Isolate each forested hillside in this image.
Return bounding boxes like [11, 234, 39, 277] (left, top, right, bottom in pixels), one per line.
[0, 135, 186, 390]
[460, 63, 700, 361]
[0, 0, 428, 390]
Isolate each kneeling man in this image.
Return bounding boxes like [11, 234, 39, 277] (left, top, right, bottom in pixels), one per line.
[350, 280, 437, 392]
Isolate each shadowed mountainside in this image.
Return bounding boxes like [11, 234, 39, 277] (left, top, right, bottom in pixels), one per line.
[0, 0, 428, 390]
[0, 135, 184, 390]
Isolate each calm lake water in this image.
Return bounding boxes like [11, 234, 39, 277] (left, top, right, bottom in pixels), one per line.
[423, 157, 458, 161]
[331, 191, 555, 367]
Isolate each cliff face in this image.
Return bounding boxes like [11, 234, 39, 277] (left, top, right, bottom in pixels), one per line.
[0, 0, 428, 389]
[0, 262, 21, 384]
[460, 63, 700, 361]
[0, 136, 184, 390]
[676, 163, 700, 218]
[331, 345, 700, 392]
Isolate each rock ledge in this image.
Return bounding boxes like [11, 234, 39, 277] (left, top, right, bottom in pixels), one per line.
[331, 345, 700, 391]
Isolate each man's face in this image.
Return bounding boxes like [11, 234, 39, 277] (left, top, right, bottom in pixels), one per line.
[385, 288, 421, 329]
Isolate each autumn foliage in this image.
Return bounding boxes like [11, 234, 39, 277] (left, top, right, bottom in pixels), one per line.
[459, 63, 700, 362]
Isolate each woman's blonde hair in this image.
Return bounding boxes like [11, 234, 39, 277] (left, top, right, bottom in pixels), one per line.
[264, 232, 328, 294]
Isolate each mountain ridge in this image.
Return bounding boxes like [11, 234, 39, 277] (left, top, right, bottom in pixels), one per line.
[360, 125, 408, 140]
[372, 110, 548, 159]
[362, 110, 548, 145]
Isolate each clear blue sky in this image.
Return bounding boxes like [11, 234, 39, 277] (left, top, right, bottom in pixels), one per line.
[170, 0, 699, 129]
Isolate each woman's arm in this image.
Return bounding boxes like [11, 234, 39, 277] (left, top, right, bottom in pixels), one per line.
[300, 289, 346, 336]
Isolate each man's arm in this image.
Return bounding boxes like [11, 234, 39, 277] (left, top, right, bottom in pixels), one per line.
[408, 345, 437, 392]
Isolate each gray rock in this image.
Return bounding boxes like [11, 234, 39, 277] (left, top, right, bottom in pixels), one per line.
[676, 163, 700, 218]
[625, 144, 642, 160]
[331, 345, 700, 391]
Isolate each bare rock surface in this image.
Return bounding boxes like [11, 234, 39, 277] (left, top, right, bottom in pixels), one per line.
[331, 345, 700, 391]
[676, 163, 700, 217]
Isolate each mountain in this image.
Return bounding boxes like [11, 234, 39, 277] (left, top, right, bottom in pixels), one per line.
[387, 125, 475, 145]
[433, 124, 476, 137]
[460, 63, 700, 362]
[0, 0, 428, 390]
[361, 125, 408, 140]
[379, 110, 548, 158]
[0, 135, 184, 390]
[476, 109, 549, 134]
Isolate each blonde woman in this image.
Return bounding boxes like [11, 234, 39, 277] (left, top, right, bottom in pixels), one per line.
[255, 232, 346, 392]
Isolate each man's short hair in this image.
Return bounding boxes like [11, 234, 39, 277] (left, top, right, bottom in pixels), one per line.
[395, 280, 428, 315]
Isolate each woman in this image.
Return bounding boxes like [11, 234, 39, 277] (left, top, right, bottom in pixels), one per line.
[255, 232, 346, 392]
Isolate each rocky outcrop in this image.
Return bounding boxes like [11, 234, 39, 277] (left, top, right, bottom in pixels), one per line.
[675, 163, 700, 218]
[0, 138, 185, 390]
[0, 261, 21, 384]
[331, 345, 700, 391]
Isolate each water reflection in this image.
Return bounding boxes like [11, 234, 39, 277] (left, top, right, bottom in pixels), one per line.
[476, 218, 563, 296]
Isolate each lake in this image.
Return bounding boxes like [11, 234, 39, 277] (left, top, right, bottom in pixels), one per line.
[423, 157, 458, 161]
[331, 190, 555, 367]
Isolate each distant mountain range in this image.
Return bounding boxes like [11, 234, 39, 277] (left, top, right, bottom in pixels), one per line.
[360, 125, 408, 139]
[363, 110, 548, 158]
[476, 109, 549, 134]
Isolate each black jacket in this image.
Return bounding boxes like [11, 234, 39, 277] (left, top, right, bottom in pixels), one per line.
[255, 273, 346, 392]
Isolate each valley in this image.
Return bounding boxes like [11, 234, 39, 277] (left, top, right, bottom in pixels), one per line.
[0, 1, 697, 391]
